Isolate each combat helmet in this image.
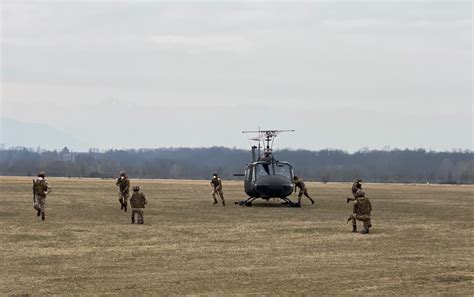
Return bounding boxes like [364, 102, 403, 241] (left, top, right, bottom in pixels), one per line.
[356, 189, 365, 197]
[119, 170, 126, 176]
[38, 171, 46, 178]
[132, 185, 140, 191]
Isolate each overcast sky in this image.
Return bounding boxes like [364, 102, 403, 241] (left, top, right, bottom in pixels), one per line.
[1, 0, 472, 151]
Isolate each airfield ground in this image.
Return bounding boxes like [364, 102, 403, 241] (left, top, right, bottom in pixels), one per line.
[0, 177, 472, 295]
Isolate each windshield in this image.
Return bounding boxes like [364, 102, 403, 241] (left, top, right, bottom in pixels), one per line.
[255, 163, 272, 178]
[255, 163, 292, 179]
[274, 163, 292, 179]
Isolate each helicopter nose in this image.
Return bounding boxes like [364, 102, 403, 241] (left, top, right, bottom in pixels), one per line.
[255, 175, 293, 198]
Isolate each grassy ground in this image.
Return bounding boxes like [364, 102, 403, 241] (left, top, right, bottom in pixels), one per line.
[0, 177, 473, 296]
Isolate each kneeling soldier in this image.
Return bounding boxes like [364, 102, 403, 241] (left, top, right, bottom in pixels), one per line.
[33, 172, 51, 221]
[348, 189, 372, 234]
[130, 186, 147, 224]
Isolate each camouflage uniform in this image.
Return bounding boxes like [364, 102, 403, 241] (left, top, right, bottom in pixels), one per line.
[347, 179, 362, 203]
[130, 187, 147, 224]
[294, 177, 315, 205]
[116, 173, 130, 212]
[349, 189, 372, 234]
[259, 151, 272, 162]
[211, 174, 225, 206]
[33, 174, 51, 221]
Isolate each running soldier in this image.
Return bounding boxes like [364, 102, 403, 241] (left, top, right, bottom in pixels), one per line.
[348, 189, 372, 234]
[210, 173, 225, 206]
[116, 170, 130, 212]
[293, 176, 315, 206]
[33, 172, 51, 221]
[347, 179, 363, 203]
[130, 186, 147, 224]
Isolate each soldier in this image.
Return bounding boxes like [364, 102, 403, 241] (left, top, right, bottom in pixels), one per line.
[130, 186, 147, 224]
[259, 151, 272, 162]
[348, 189, 372, 234]
[210, 173, 225, 206]
[347, 179, 363, 203]
[115, 170, 130, 212]
[293, 176, 315, 206]
[33, 172, 51, 221]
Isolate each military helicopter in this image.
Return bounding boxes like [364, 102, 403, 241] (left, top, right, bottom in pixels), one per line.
[234, 129, 297, 207]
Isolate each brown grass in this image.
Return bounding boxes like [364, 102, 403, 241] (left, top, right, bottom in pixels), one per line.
[0, 177, 473, 295]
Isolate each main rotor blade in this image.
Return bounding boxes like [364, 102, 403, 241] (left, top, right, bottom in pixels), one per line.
[242, 129, 295, 134]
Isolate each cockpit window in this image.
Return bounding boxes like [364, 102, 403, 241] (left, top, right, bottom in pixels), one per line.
[255, 164, 271, 178]
[255, 163, 292, 179]
[245, 167, 253, 181]
[274, 163, 292, 179]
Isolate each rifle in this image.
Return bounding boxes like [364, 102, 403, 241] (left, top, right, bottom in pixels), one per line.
[32, 179, 36, 206]
[347, 214, 355, 224]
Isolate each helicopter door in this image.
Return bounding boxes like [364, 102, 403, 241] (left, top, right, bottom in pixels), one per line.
[245, 167, 253, 182]
[244, 166, 258, 197]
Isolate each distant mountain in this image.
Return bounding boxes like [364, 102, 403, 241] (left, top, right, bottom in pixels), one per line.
[0, 117, 88, 151]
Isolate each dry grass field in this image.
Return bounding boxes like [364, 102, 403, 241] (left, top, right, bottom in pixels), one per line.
[0, 177, 473, 296]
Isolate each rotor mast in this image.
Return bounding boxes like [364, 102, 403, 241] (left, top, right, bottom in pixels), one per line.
[242, 129, 295, 159]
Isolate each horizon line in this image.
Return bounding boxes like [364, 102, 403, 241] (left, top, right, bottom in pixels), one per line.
[1, 144, 472, 154]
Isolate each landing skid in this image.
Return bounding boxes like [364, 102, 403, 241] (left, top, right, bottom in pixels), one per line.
[234, 197, 298, 207]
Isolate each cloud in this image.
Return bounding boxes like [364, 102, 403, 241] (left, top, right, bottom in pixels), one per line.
[1, 1, 472, 150]
[149, 34, 252, 53]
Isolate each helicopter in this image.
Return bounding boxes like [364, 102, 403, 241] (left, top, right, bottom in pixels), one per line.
[234, 129, 298, 207]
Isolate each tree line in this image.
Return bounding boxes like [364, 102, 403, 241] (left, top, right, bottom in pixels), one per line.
[0, 146, 473, 184]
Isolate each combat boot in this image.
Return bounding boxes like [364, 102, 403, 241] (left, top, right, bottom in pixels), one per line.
[131, 216, 135, 224]
[352, 225, 357, 233]
[119, 198, 124, 210]
[222, 200, 225, 206]
[310, 199, 315, 205]
[294, 202, 301, 208]
[41, 216, 45, 221]
[37, 209, 41, 217]
[213, 199, 218, 205]
[123, 203, 127, 212]
[361, 228, 369, 234]
[347, 197, 351, 204]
